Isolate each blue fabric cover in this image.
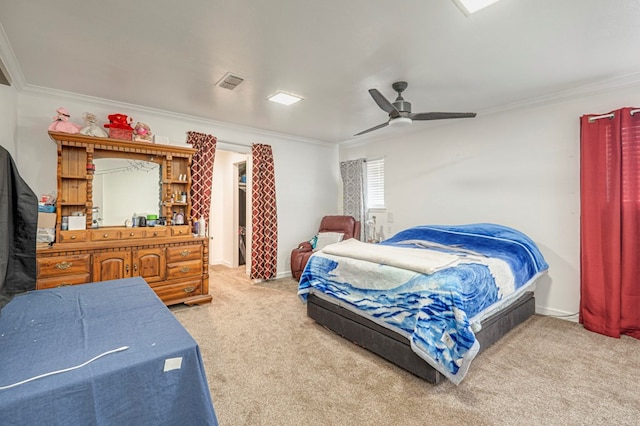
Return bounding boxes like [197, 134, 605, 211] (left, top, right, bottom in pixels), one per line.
[0, 278, 218, 425]
[298, 223, 548, 384]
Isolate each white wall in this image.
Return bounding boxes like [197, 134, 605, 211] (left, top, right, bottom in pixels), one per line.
[0, 83, 17, 158]
[15, 88, 340, 277]
[340, 82, 640, 317]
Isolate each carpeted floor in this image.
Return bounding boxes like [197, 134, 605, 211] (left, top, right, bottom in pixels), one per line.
[172, 265, 640, 426]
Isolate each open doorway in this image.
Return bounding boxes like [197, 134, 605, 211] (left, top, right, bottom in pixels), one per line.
[210, 149, 250, 273]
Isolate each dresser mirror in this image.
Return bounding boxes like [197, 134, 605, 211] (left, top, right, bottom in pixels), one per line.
[93, 157, 162, 226]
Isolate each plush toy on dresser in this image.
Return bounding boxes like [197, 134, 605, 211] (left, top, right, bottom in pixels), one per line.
[103, 113, 134, 140]
[48, 107, 82, 134]
[133, 122, 153, 142]
[79, 112, 108, 137]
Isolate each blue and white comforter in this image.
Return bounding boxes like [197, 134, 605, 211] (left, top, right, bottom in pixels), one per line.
[297, 223, 548, 385]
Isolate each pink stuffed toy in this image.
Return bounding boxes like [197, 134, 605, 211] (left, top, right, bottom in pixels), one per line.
[133, 122, 153, 142]
[48, 107, 82, 134]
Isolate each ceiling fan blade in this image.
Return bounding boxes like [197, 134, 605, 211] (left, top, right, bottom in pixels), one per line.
[410, 112, 477, 120]
[368, 89, 400, 118]
[354, 121, 389, 136]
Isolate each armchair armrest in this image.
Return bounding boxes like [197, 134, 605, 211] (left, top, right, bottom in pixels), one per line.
[296, 241, 313, 251]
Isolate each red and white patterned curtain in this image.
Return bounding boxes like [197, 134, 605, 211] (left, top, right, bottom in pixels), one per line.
[250, 143, 278, 280]
[186, 131, 217, 223]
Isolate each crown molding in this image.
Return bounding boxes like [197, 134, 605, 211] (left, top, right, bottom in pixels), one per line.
[19, 83, 335, 148]
[481, 72, 640, 116]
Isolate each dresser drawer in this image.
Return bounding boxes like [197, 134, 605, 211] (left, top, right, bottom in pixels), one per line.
[146, 227, 169, 238]
[121, 228, 147, 239]
[90, 229, 121, 241]
[170, 225, 191, 237]
[37, 254, 91, 278]
[58, 230, 89, 243]
[152, 279, 202, 304]
[166, 259, 202, 279]
[37, 273, 91, 290]
[166, 244, 202, 263]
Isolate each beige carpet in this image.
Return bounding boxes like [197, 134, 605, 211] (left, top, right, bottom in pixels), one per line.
[172, 265, 640, 426]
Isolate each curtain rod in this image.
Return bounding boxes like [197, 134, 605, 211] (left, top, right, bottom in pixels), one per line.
[588, 109, 640, 122]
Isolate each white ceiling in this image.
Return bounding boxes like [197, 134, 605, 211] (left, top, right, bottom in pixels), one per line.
[1, 0, 640, 144]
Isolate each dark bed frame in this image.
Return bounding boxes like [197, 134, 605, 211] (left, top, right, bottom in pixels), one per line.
[307, 291, 535, 384]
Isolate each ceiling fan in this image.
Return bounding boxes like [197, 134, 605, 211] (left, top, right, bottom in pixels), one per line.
[355, 81, 477, 136]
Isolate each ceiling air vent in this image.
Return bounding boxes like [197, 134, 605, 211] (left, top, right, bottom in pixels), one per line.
[216, 72, 244, 90]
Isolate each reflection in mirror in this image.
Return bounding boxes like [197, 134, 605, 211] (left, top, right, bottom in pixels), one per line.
[93, 158, 161, 226]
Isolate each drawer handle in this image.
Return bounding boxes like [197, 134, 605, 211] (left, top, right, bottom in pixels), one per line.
[180, 250, 191, 257]
[180, 266, 190, 273]
[130, 232, 135, 236]
[183, 286, 195, 293]
[55, 261, 72, 270]
[153, 231, 158, 236]
[178, 230, 184, 234]
[103, 233, 109, 238]
[71, 235, 76, 240]
[56, 282, 72, 287]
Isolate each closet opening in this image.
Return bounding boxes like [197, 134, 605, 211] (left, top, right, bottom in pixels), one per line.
[236, 160, 247, 266]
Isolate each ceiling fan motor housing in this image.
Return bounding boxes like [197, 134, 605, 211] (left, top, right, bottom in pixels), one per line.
[393, 99, 411, 113]
[392, 81, 411, 113]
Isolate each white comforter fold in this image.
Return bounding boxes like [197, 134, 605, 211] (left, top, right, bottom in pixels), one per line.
[321, 238, 459, 275]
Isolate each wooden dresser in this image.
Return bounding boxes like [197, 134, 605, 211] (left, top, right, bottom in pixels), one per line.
[36, 132, 212, 306]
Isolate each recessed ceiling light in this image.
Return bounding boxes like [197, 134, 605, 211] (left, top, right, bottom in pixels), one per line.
[267, 91, 303, 106]
[452, 0, 501, 15]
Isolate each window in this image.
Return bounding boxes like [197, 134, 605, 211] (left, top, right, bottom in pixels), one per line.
[366, 157, 385, 209]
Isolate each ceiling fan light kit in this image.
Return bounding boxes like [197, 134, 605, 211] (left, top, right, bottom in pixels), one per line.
[355, 81, 476, 136]
[389, 117, 412, 127]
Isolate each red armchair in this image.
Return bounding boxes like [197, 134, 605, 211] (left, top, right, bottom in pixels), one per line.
[290, 215, 361, 281]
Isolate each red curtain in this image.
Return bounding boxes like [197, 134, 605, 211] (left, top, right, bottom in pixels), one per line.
[186, 131, 217, 224]
[580, 107, 640, 339]
[250, 144, 278, 280]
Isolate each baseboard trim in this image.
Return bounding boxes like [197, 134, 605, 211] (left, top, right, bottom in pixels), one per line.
[535, 305, 579, 323]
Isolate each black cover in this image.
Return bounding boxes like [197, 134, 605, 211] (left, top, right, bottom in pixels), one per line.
[0, 145, 38, 311]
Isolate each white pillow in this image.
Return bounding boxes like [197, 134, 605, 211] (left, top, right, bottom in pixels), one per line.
[315, 232, 344, 251]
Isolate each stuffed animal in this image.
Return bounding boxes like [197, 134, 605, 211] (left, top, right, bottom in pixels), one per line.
[133, 122, 153, 142]
[79, 112, 108, 137]
[103, 113, 134, 140]
[104, 113, 134, 131]
[48, 107, 82, 134]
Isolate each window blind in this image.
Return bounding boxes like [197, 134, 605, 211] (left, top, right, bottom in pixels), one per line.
[367, 158, 385, 209]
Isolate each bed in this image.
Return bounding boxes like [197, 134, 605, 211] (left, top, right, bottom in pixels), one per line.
[297, 223, 548, 385]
